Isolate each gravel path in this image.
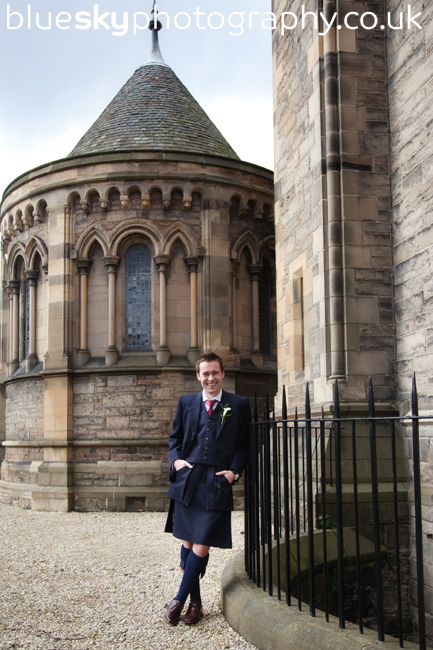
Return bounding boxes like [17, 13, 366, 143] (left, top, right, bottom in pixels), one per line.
[0, 503, 257, 650]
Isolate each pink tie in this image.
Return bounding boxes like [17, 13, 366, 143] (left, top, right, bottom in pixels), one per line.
[205, 399, 216, 415]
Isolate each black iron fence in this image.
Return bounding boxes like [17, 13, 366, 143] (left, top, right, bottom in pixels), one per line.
[245, 373, 428, 650]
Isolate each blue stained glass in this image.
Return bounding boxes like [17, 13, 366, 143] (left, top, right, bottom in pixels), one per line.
[125, 245, 152, 349]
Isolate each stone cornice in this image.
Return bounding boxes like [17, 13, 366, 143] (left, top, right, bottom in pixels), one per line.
[1, 150, 274, 217]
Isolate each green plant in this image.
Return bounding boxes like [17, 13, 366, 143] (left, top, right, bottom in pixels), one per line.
[318, 513, 336, 530]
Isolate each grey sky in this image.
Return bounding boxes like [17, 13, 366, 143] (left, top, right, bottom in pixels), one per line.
[0, 0, 274, 198]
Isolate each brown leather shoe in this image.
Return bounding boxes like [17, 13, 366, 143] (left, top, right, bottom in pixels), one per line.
[184, 600, 203, 624]
[164, 599, 183, 625]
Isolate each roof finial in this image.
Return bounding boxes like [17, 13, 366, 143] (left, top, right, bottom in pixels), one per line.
[142, 2, 168, 67]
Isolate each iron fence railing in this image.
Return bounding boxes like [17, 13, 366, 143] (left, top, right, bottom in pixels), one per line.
[245, 373, 428, 650]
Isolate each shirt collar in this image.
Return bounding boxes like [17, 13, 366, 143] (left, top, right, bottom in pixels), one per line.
[202, 390, 222, 403]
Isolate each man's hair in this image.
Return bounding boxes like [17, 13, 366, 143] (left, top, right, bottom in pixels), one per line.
[195, 351, 225, 374]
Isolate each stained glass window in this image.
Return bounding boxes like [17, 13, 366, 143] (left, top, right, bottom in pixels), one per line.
[125, 245, 152, 349]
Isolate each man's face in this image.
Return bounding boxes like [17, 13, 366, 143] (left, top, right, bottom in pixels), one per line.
[197, 360, 225, 398]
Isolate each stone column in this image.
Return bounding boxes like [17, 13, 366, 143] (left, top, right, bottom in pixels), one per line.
[186, 256, 199, 366]
[76, 260, 92, 368]
[8, 280, 20, 375]
[104, 256, 120, 367]
[230, 261, 240, 366]
[24, 269, 39, 372]
[248, 264, 263, 369]
[155, 254, 171, 366]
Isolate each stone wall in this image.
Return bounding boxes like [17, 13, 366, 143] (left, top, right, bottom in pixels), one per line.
[387, 0, 433, 640]
[273, 0, 396, 408]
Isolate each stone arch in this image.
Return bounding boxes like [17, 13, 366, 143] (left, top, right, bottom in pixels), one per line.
[8, 243, 27, 279]
[35, 199, 48, 223]
[76, 226, 110, 260]
[87, 189, 101, 213]
[149, 186, 163, 210]
[229, 194, 242, 220]
[232, 231, 260, 265]
[67, 191, 82, 217]
[191, 189, 203, 211]
[263, 202, 274, 223]
[162, 223, 196, 258]
[107, 187, 121, 210]
[259, 236, 276, 265]
[14, 209, 23, 233]
[128, 186, 142, 210]
[169, 187, 183, 210]
[110, 221, 162, 257]
[23, 204, 34, 228]
[26, 236, 49, 272]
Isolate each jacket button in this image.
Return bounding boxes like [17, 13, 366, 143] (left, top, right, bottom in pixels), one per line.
[204, 456, 208, 460]
[207, 428, 210, 431]
[205, 447, 209, 450]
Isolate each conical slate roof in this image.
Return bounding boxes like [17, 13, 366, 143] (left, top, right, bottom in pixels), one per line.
[68, 30, 239, 160]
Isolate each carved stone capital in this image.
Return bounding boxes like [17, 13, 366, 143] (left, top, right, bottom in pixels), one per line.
[183, 197, 192, 211]
[77, 259, 92, 275]
[24, 270, 39, 285]
[155, 254, 171, 272]
[142, 194, 150, 210]
[248, 264, 262, 278]
[104, 255, 121, 271]
[163, 196, 171, 210]
[185, 256, 199, 273]
[8, 280, 21, 294]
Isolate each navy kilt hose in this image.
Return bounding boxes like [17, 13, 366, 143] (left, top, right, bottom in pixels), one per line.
[165, 390, 250, 548]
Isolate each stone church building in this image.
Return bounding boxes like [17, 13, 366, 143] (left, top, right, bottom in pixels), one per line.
[272, 0, 433, 638]
[0, 23, 276, 512]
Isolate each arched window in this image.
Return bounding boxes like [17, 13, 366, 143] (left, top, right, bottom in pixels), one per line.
[259, 258, 273, 355]
[125, 245, 152, 350]
[25, 277, 30, 358]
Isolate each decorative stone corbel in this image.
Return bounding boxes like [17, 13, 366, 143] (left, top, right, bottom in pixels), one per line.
[23, 212, 32, 228]
[99, 195, 109, 212]
[120, 194, 129, 210]
[163, 195, 171, 210]
[254, 210, 264, 221]
[33, 209, 43, 224]
[13, 214, 23, 233]
[239, 204, 249, 218]
[80, 199, 91, 214]
[142, 194, 150, 210]
[183, 197, 192, 211]
[202, 198, 211, 210]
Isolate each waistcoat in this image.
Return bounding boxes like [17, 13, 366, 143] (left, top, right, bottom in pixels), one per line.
[185, 400, 221, 466]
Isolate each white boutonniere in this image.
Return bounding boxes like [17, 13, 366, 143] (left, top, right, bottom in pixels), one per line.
[220, 403, 232, 425]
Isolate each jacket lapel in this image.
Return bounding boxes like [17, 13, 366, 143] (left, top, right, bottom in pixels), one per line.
[217, 390, 232, 437]
[188, 392, 203, 440]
